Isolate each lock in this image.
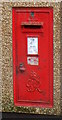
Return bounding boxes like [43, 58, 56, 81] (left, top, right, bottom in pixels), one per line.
[19, 63, 26, 72]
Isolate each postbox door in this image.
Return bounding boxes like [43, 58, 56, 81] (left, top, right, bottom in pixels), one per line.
[12, 8, 53, 107]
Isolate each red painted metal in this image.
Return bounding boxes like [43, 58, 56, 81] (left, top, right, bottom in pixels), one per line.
[12, 8, 53, 107]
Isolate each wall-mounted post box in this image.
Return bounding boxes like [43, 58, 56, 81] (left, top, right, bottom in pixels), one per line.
[12, 8, 53, 107]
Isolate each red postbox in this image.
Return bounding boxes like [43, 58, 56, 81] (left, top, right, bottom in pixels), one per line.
[12, 8, 53, 107]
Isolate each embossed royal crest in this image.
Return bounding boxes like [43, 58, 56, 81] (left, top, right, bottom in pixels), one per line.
[26, 71, 45, 95]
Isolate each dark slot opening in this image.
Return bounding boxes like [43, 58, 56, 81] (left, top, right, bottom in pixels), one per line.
[22, 25, 42, 29]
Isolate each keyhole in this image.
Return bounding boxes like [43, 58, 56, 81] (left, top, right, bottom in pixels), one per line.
[30, 12, 34, 17]
[20, 63, 24, 67]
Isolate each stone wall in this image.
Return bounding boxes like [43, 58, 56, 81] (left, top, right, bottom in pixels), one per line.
[0, 2, 2, 112]
[1, 1, 61, 115]
[60, 1, 62, 115]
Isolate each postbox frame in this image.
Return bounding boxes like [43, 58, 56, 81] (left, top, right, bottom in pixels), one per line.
[12, 8, 53, 108]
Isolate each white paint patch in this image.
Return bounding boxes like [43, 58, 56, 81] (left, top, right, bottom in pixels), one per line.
[27, 37, 38, 55]
[27, 57, 38, 65]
